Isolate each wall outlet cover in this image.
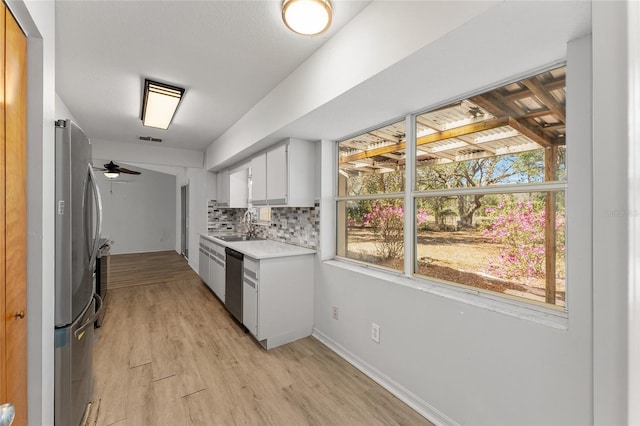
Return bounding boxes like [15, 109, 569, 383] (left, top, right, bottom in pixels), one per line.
[371, 323, 380, 343]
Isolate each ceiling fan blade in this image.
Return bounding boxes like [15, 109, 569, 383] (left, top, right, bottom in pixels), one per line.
[114, 166, 141, 175]
[100, 160, 142, 175]
[103, 161, 118, 170]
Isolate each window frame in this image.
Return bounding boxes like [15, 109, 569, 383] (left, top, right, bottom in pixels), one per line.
[335, 117, 409, 273]
[334, 62, 569, 318]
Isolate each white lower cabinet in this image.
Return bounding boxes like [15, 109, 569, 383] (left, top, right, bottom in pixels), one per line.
[200, 236, 225, 301]
[198, 239, 210, 286]
[243, 272, 258, 336]
[242, 254, 314, 350]
[209, 241, 225, 303]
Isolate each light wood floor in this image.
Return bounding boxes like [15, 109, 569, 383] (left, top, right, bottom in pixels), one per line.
[88, 251, 432, 426]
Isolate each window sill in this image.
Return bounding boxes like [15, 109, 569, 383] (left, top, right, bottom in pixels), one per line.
[323, 258, 568, 330]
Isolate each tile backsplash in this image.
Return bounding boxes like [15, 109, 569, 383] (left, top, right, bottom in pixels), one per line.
[207, 201, 320, 250]
[207, 202, 242, 232]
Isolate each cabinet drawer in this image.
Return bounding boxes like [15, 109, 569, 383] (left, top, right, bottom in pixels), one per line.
[244, 256, 258, 274]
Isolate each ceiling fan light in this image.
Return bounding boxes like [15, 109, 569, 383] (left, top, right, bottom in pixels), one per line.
[282, 0, 332, 36]
[103, 171, 120, 179]
[141, 79, 185, 130]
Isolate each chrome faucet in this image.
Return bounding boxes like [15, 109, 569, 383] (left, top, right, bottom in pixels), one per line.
[243, 208, 257, 238]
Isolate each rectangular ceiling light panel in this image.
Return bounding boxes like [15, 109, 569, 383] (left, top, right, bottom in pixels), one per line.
[141, 79, 185, 130]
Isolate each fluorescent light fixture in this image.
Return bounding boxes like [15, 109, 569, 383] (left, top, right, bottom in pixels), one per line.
[141, 79, 185, 130]
[282, 0, 332, 36]
[103, 171, 120, 179]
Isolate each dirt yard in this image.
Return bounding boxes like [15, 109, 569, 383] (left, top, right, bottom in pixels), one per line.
[345, 227, 565, 306]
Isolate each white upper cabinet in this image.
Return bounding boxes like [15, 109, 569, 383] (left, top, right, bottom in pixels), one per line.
[250, 138, 315, 207]
[216, 169, 230, 207]
[250, 153, 267, 205]
[266, 144, 288, 204]
[229, 167, 249, 208]
[217, 166, 249, 208]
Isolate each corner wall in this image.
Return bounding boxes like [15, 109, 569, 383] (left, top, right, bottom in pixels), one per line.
[175, 167, 215, 272]
[592, 1, 629, 422]
[94, 164, 176, 254]
[313, 21, 596, 426]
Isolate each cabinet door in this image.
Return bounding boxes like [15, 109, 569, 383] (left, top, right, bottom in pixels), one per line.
[215, 259, 225, 303]
[210, 243, 225, 302]
[198, 245, 209, 284]
[229, 168, 248, 208]
[216, 170, 230, 206]
[250, 153, 267, 205]
[208, 252, 216, 292]
[243, 277, 258, 337]
[266, 144, 287, 204]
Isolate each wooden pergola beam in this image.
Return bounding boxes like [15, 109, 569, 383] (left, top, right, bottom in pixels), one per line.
[506, 117, 554, 148]
[339, 117, 510, 164]
[501, 78, 565, 103]
[522, 77, 566, 122]
[472, 94, 558, 147]
[544, 146, 558, 304]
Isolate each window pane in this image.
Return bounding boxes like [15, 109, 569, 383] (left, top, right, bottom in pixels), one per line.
[416, 149, 547, 191]
[415, 66, 566, 190]
[415, 191, 565, 307]
[338, 120, 406, 196]
[337, 199, 404, 273]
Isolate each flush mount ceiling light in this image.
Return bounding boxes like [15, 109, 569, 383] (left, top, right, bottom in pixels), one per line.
[103, 171, 119, 179]
[282, 0, 332, 36]
[141, 79, 185, 130]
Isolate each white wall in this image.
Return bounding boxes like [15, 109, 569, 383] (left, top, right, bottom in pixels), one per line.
[93, 138, 203, 168]
[175, 168, 216, 272]
[55, 93, 77, 123]
[205, 1, 498, 170]
[592, 1, 629, 422]
[313, 36, 594, 425]
[628, 3, 640, 423]
[94, 162, 176, 254]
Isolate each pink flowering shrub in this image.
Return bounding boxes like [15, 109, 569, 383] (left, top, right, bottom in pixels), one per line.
[364, 202, 429, 259]
[483, 200, 565, 282]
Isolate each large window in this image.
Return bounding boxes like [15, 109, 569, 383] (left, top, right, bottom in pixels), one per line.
[337, 66, 567, 308]
[337, 120, 406, 272]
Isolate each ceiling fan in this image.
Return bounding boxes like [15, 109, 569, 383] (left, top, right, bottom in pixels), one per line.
[95, 161, 141, 179]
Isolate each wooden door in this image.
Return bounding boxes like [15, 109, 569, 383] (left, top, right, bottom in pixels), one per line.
[1, 3, 28, 425]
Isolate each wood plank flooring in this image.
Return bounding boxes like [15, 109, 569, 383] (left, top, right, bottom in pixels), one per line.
[107, 251, 197, 289]
[88, 251, 432, 426]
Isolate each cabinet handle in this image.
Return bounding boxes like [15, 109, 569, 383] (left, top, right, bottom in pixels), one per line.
[14, 310, 25, 320]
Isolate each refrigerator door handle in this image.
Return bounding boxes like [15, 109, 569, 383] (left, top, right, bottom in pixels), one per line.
[74, 293, 103, 339]
[87, 164, 103, 272]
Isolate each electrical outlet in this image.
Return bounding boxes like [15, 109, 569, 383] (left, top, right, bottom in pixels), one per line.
[332, 306, 339, 320]
[371, 323, 380, 343]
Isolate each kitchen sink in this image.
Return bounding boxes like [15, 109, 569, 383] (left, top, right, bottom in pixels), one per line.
[216, 235, 264, 242]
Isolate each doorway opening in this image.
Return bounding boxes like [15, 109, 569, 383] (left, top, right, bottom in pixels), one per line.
[181, 184, 189, 259]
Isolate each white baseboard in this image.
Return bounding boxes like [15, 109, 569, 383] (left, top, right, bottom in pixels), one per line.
[311, 329, 458, 426]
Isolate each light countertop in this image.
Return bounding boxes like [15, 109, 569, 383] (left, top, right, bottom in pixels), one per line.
[202, 233, 316, 260]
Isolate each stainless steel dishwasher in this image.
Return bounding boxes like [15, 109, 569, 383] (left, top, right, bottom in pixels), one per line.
[225, 247, 244, 324]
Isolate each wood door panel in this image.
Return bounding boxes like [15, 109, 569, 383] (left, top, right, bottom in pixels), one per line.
[0, 3, 5, 409]
[4, 7, 28, 425]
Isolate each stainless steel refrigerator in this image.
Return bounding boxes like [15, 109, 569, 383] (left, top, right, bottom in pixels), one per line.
[54, 119, 103, 426]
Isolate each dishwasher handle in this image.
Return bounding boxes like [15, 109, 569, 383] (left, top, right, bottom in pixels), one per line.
[225, 247, 244, 260]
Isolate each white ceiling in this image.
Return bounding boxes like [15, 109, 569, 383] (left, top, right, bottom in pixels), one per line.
[55, 0, 370, 152]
